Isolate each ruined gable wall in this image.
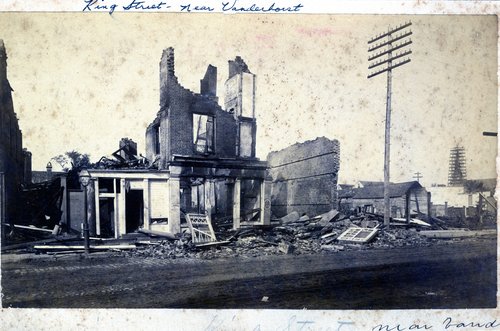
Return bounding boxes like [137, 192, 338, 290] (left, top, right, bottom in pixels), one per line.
[154, 71, 240, 164]
[267, 137, 340, 218]
[148, 48, 251, 168]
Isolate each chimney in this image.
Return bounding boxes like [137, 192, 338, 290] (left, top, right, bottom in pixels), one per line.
[200, 64, 217, 98]
[228, 56, 250, 79]
[119, 138, 137, 161]
[165, 47, 175, 77]
[160, 47, 177, 107]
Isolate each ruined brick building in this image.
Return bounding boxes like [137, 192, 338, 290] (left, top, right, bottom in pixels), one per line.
[86, 48, 270, 238]
[0, 40, 31, 225]
[145, 47, 270, 230]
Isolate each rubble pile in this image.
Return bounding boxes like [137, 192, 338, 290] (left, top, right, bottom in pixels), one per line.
[132, 238, 195, 259]
[124, 210, 442, 260]
[15, 208, 493, 258]
[367, 228, 433, 249]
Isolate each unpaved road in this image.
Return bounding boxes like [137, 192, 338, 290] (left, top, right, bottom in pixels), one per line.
[1, 238, 496, 308]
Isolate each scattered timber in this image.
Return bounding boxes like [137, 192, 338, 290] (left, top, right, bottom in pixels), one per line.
[419, 229, 496, 239]
[5, 224, 60, 235]
[33, 244, 137, 250]
[1, 235, 80, 251]
[194, 240, 231, 248]
[317, 209, 340, 226]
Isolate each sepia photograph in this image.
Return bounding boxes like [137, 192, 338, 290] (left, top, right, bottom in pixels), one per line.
[0, 10, 497, 316]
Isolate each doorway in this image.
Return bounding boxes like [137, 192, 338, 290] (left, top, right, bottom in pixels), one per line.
[125, 190, 143, 233]
[99, 197, 115, 238]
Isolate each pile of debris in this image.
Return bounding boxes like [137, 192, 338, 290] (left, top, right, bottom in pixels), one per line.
[7, 208, 495, 259]
[121, 209, 452, 260]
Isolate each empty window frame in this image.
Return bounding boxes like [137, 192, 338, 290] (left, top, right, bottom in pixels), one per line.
[154, 125, 161, 155]
[193, 114, 214, 154]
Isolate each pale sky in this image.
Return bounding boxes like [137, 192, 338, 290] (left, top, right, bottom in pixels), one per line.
[0, 13, 497, 187]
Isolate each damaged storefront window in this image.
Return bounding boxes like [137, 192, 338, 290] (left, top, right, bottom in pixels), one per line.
[193, 114, 214, 154]
[240, 179, 261, 222]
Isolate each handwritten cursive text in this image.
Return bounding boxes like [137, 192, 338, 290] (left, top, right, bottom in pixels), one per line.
[83, 0, 170, 14]
[222, 0, 303, 13]
[443, 317, 500, 329]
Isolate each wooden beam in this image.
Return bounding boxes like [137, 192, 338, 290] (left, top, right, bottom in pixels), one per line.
[479, 192, 497, 211]
[6, 224, 57, 233]
[414, 191, 420, 213]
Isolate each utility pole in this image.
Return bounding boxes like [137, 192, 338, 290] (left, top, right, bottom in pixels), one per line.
[413, 172, 423, 182]
[448, 145, 467, 186]
[368, 22, 413, 227]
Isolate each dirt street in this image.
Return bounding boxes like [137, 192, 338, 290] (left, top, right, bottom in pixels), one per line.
[1, 238, 496, 308]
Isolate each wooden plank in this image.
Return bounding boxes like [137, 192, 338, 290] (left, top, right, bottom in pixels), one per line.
[194, 240, 230, 248]
[320, 232, 337, 239]
[318, 209, 340, 226]
[6, 224, 56, 233]
[135, 240, 161, 245]
[1, 235, 80, 251]
[419, 230, 496, 239]
[34, 244, 136, 250]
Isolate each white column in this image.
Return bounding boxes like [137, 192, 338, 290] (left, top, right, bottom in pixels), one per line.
[260, 179, 271, 226]
[168, 177, 181, 234]
[143, 179, 150, 229]
[113, 178, 118, 238]
[233, 179, 241, 230]
[94, 178, 100, 236]
[118, 178, 126, 237]
[204, 179, 216, 216]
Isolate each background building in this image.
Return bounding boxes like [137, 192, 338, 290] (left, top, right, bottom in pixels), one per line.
[0, 39, 31, 225]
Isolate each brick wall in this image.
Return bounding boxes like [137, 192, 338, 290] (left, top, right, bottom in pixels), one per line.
[147, 48, 254, 168]
[166, 83, 193, 159]
[267, 137, 340, 218]
[216, 111, 237, 158]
